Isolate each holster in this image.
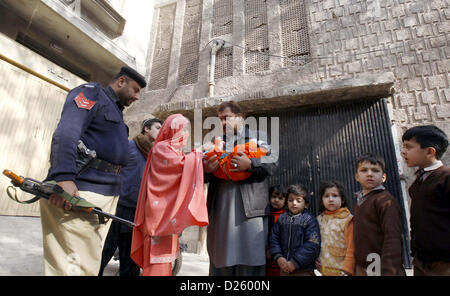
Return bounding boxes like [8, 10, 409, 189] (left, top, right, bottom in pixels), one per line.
[75, 140, 122, 175]
[76, 140, 97, 175]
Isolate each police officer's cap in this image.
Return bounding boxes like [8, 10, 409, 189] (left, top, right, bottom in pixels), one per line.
[119, 66, 147, 88]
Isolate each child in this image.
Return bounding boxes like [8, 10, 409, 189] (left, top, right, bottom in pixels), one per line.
[266, 185, 286, 276]
[203, 137, 267, 181]
[316, 181, 355, 276]
[401, 125, 450, 276]
[353, 153, 405, 276]
[269, 184, 321, 276]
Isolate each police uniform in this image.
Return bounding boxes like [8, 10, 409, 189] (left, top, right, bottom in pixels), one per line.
[40, 68, 145, 275]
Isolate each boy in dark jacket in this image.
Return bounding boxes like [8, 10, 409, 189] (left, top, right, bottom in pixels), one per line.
[353, 154, 405, 276]
[269, 184, 321, 276]
[402, 125, 450, 276]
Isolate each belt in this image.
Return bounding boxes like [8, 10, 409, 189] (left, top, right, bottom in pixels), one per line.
[89, 158, 122, 174]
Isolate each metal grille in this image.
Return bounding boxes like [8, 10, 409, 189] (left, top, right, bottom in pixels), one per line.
[212, 0, 233, 37]
[178, 0, 203, 86]
[214, 46, 233, 80]
[149, 4, 177, 90]
[279, 0, 310, 67]
[251, 99, 411, 268]
[244, 0, 269, 73]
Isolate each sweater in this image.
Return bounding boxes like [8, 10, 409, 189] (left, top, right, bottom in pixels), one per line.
[317, 207, 355, 275]
[353, 188, 404, 275]
[409, 166, 450, 262]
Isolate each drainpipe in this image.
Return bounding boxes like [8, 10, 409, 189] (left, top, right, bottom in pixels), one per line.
[209, 39, 225, 97]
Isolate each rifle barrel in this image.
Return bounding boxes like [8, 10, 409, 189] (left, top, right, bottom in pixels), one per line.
[91, 207, 136, 228]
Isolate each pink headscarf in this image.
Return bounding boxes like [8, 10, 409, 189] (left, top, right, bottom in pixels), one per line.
[131, 114, 208, 268]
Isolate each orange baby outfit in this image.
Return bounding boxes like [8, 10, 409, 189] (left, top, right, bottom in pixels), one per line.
[317, 207, 355, 276]
[204, 139, 267, 181]
[131, 114, 209, 275]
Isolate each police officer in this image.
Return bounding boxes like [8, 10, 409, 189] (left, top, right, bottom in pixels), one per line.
[40, 66, 146, 276]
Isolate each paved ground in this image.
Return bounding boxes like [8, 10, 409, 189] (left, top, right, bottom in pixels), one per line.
[0, 216, 209, 276]
[0, 215, 412, 276]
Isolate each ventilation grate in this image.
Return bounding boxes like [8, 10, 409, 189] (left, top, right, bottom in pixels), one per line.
[214, 46, 233, 80]
[244, 0, 269, 73]
[212, 0, 233, 79]
[178, 0, 203, 86]
[149, 4, 177, 90]
[279, 0, 310, 67]
[212, 0, 233, 37]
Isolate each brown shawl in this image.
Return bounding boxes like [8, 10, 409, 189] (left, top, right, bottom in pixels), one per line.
[133, 134, 154, 158]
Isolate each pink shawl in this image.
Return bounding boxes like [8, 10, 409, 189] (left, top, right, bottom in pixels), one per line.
[131, 114, 208, 268]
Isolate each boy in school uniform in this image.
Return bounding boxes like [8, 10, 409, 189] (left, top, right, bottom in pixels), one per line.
[353, 153, 405, 276]
[402, 125, 450, 276]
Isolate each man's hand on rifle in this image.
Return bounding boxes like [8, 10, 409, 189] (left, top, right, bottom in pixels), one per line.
[49, 181, 78, 211]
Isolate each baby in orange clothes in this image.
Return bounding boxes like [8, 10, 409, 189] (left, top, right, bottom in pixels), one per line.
[203, 137, 267, 181]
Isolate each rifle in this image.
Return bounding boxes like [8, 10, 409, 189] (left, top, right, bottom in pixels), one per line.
[2, 169, 136, 228]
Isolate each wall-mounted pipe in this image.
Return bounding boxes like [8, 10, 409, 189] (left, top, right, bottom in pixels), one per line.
[208, 39, 225, 97]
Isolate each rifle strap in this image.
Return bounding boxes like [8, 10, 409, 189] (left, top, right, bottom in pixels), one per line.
[6, 186, 40, 204]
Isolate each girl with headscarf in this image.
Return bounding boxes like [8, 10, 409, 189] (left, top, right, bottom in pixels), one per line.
[131, 114, 208, 275]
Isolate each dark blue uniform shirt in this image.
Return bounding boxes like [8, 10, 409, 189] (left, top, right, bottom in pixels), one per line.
[47, 83, 130, 196]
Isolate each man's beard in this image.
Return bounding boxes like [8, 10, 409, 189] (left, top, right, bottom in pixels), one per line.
[118, 89, 133, 107]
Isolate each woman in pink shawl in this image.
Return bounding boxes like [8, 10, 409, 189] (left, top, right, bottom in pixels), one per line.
[131, 114, 208, 276]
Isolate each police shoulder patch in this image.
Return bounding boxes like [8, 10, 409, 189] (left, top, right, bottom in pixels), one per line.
[74, 91, 96, 110]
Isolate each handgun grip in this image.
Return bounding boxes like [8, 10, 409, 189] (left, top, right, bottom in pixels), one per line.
[2, 170, 24, 185]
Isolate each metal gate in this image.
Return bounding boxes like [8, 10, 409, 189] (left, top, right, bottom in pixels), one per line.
[0, 33, 84, 216]
[252, 98, 412, 268]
